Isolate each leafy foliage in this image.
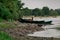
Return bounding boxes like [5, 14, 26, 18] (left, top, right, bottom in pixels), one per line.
[0, 3, 12, 20]
[0, 0, 20, 20]
[21, 6, 60, 17]
[32, 8, 41, 16]
[0, 0, 60, 21]
[42, 7, 49, 16]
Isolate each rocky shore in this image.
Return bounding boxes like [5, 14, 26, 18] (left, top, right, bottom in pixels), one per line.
[1, 21, 60, 40]
[4, 21, 44, 38]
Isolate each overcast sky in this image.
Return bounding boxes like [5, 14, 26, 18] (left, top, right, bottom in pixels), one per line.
[21, 0, 60, 9]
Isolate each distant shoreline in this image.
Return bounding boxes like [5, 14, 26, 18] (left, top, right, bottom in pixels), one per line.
[22, 16, 60, 19]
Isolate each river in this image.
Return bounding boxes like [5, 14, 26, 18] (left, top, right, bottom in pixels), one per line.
[28, 17, 60, 38]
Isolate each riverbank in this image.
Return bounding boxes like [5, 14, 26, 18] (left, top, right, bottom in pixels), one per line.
[5, 21, 44, 36]
[0, 21, 44, 40]
[0, 21, 60, 40]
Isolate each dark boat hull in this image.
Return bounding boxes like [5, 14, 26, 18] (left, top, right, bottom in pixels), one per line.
[18, 18, 52, 24]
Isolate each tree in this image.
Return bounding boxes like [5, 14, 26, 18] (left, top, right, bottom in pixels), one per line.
[49, 9, 58, 16]
[0, 0, 19, 19]
[55, 9, 60, 15]
[32, 8, 41, 16]
[21, 7, 32, 16]
[18, 1, 24, 9]
[17, 1, 25, 18]
[0, 3, 12, 20]
[0, 0, 23, 20]
[42, 7, 50, 16]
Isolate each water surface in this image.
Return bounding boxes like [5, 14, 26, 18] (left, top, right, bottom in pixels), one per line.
[28, 17, 60, 38]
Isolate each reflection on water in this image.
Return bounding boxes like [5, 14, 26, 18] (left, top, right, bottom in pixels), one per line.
[28, 17, 60, 38]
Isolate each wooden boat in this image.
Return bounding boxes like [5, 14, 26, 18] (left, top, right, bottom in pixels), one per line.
[18, 18, 52, 24]
[45, 21, 52, 24]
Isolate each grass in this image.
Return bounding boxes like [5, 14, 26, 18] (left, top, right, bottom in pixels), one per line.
[0, 21, 17, 29]
[0, 23, 15, 28]
[0, 31, 14, 40]
[0, 18, 15, 28]
[0, 19, 16, 40]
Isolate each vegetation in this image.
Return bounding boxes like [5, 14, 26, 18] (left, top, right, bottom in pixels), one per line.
[0, 0, 60, 20]
[0, 31, 14, 40]
[0, 22, 16, 28]
[0, 0, 23, 20]
[0, 0, 60, 40]
[21, 7, 60, 17]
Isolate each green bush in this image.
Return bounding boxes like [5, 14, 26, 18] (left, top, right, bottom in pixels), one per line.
[0, 3, 12, 20]
[0, 0, 19, 20]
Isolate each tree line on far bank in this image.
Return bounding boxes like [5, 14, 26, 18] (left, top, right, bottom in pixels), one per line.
[0, 0, 60, 21]
[21, 7, 60, 17]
